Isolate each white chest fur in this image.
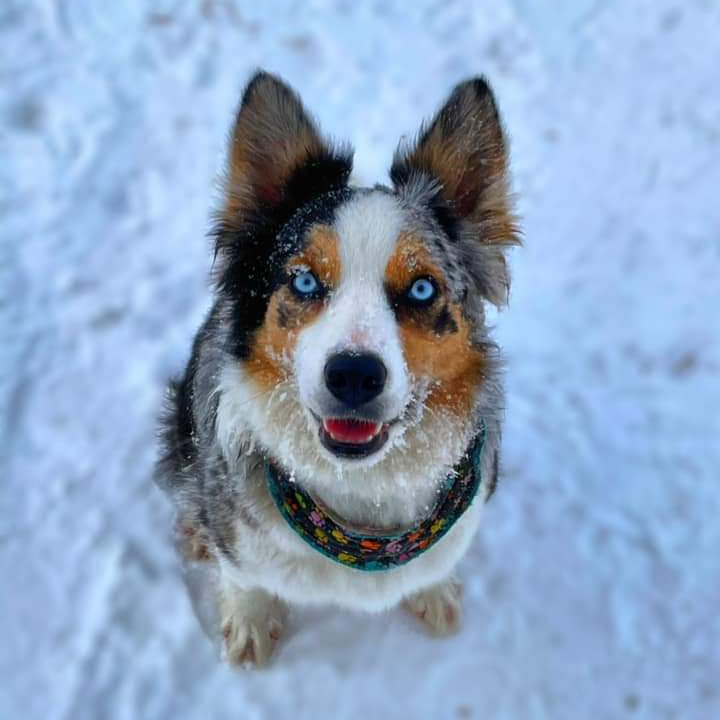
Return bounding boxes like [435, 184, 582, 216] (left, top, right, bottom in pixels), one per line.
[217, 459, 485, 612]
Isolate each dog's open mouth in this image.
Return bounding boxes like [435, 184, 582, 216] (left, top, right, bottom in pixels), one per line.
[319, 418, 389, 459]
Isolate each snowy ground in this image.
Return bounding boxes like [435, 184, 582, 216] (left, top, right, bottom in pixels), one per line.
[2, 1, 719, 719]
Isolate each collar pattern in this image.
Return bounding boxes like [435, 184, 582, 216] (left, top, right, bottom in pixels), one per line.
[264, 421, 487, 572]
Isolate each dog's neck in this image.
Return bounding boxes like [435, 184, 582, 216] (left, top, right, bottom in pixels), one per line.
[263, 422, 487, 571]
[300, 476, 439, 529]
[275, 424, 480, 530]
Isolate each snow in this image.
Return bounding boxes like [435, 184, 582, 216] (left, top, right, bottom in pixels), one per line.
[2, 0, 719, 718]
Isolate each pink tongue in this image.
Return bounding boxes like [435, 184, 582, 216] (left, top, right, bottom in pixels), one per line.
[324, 418, 381, 444]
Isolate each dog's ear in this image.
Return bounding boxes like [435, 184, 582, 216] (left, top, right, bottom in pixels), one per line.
[223, 71, 352, 221]
[391, 77, 510, 224]
[391, 78, 520, 305]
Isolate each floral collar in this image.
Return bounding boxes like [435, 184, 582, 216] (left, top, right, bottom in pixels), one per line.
[264, 421, 487, 572]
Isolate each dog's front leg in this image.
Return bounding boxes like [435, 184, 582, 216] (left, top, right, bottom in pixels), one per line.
[403, 576, 464, 637]
[217, 574, 288, 668]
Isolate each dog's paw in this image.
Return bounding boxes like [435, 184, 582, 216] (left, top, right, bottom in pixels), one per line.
[403, 577, 463, 637]
[219, 588, 287, 668]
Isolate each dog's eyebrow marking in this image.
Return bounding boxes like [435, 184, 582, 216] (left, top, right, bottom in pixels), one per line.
[384, 232, 444, 292]
[288, 224, 341, 287]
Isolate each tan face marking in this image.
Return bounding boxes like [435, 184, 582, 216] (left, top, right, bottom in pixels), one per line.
[286, 225, 341, 287]
[245, 225, 341, 391]
[384, 233, 443, 293]
[400, 320, 487, 416]
[385, 233, 487, 416]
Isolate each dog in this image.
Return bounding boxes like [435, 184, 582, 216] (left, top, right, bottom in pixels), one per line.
[156, 70, 519, 667]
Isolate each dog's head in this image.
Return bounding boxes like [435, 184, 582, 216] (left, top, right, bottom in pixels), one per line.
[213, 72, 518, 489]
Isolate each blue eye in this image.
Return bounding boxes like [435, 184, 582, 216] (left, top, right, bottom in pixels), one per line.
[407, 277, 437, 305]
[291, 270, 321, 297]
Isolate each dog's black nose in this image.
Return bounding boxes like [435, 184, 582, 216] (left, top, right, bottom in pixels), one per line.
[324, 353, 387, 409]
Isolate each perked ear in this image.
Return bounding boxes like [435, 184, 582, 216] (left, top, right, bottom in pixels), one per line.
[391, 77, 520, 305]
[390, 77, 518, 245]
[223, 71, 353, 221]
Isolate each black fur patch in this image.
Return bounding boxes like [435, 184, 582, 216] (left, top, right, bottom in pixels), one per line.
[155, 377, 195, 486]
[432, 304, 459, 335]
[485, 448, 499, 501]
[156, 307, 222, 486]
[213, 177, 353, 359]
[426, 188, 461, 243]
[387, 289, 460, 337]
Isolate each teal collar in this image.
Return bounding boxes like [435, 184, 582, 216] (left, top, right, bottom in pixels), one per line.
[265, 421, 487, 572]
